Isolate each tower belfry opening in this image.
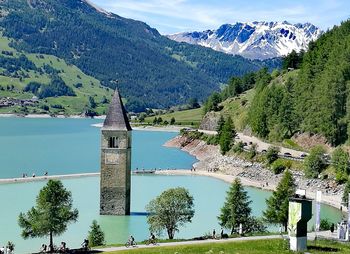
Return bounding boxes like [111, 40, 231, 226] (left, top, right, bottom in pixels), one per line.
[100, 89, 132, 215]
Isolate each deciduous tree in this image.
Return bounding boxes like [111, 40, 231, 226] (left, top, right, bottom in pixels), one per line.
[304, 146, 327, 178]
[146, 188, 194, 239]
[332, 147, 350, 183]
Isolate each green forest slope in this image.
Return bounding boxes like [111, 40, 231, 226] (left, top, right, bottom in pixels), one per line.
[0, 0, 278, 111]
[203, 20, 350, 147]
[0, 34, 113, 115]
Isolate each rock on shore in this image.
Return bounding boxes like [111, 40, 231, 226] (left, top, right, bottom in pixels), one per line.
[165, 135, 344, 209]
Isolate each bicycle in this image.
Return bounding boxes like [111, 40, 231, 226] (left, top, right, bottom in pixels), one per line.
[146, 238, 158, 246]
[125, 240, 137, 248]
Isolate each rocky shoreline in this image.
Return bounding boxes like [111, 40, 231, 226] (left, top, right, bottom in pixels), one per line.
[164, 135, 345, 211]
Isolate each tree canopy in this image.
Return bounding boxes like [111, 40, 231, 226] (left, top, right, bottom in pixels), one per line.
[263, 170, 295, 231]
[18, 180, 79, 248]
[219, 116, 236, 155]
[218, 178, 252, 235]
[332, 147, 350, 183]
[146, 187, 195, 239]
[246, 20, 350, 145]
[88, 220, 105, 247]
[303, 146, 327, 178]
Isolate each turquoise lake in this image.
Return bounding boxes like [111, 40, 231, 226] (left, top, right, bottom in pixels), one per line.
[0, 117, 196, 178]
[0, 118, 343, 253]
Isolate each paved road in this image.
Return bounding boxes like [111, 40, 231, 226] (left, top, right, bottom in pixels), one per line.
[95, 231, 339, 252]
[237, 132, 306, 159]
[95, 235, 281, 252]
[198, 129, 307, 159]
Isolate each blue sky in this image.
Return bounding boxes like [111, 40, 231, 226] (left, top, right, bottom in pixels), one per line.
[90, 0, 350, 34]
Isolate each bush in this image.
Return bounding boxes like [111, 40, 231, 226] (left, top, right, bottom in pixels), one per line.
[24, 81, 42, 94]
[233, 141, 244, 154]
[304, 146, 327, 178]
[320, 218, 331, 231]
[271, 159, 287, 174]
[266, 146, 280, 165]
[245, 217, 267, 234]
[51, 104, 64, 109]
[206, 135, 219, 145]
[88, 220, 105, 247]
[40, 105, 49, 111]
[38, 76, 75, 99]
[248, 143, 257, 159]
[74, 83, 83, 88]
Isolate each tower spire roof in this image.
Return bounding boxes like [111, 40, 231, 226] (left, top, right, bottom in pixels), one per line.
[103, 89, 132, 131]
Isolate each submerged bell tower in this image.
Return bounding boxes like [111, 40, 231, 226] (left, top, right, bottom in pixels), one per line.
[100, 89, 132, 215]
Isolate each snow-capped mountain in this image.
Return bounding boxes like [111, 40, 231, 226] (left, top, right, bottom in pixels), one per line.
[167, 21, 322, 60]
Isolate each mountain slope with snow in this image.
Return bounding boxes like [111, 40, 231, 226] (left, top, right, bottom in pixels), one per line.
[168, 21, 322, 60]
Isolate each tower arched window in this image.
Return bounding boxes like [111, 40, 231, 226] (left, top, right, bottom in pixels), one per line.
[108, 137, 118, 148]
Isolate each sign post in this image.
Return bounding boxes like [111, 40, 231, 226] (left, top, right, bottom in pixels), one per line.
[315, 191, 322, 239]
[288, 189, 312, 252]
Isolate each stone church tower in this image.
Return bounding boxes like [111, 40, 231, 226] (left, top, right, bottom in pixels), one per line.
[100, 89, 132, 215]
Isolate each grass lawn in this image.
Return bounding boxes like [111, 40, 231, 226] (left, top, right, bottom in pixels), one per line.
[105, 239, 350, 254]
[144, 108, 203, 126]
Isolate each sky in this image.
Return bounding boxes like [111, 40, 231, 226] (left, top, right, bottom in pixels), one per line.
[90, 0, 350, 34]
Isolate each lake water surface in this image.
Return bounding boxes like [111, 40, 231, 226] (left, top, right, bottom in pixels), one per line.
[0, 118, 343, 253]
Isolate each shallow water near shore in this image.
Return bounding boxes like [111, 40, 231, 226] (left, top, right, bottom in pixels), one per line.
[0, 118, 343, 253]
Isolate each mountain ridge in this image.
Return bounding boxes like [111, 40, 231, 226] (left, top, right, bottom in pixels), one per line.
[0, 0, 278, 111]
[168, 21, 322, 60]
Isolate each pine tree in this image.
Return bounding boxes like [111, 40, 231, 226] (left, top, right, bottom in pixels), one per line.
[18, 180, 79, 248]
[219, 117, 236, 155]
[263, 170, 296, 232]
[342, 180, 350, 206]
[88, 220, 105, 247]
[304, 146, 327, 178]
[216, 115, 225, 136]
[218, 178, 252, 235]
[332, 147, 350, 183]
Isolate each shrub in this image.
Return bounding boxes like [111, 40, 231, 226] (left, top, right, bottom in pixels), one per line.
[320, 218, 331, 231]
[304, 146, 327, 178]
[24, 82, 42, 94]
[245, 217, 267, 234]
[74, 83, 83, 88]
[271, 159, 286, 174]
[233, 141, 244, 154]
[206, 135, 219, 145]
[266, 146, 280, 165]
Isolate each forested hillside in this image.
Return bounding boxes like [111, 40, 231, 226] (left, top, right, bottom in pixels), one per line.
[204, 20, 350, 146]
[0, 0, 276, 111]
[0, 35, 113, 115]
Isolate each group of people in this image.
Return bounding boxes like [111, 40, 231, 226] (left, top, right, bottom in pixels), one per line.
[0, 246, 13, 254]
[126, 233, 156, 247]
[212, 229, 228, 239]
[39, 239, 89, 253]
[22, 171, 48, 178]
[40, 242, 67, 253]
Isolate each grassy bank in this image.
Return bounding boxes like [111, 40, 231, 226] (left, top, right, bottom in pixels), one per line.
[105, 239, 350, 254]
[144, 108, 203, 126]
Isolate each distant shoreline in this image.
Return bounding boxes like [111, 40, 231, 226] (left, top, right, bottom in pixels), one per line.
[0, 172, 100, 185]
[0, 113, 183, 132]
[0, 169, 193, 185]
[0, 113, 106, 119]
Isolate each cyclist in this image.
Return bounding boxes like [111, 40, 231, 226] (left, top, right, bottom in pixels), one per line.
[148, 233, 156, 245]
